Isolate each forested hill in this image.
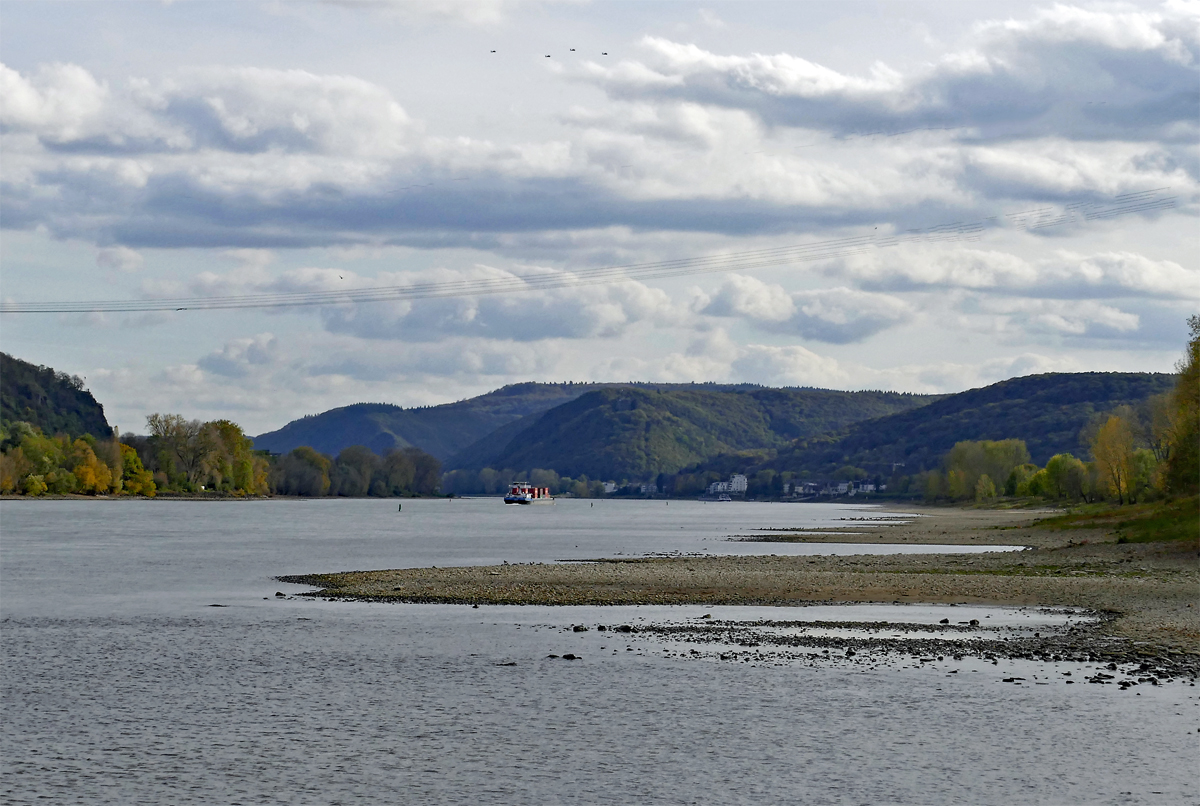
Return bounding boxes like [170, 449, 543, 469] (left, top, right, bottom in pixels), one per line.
[761, 371, 1174, 478]
[445, 386, 940, 480]
[252, 382, 622, 460]
[0, 353, 112, 438]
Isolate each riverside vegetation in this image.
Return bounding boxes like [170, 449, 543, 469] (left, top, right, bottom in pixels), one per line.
[0, 415, 441, 498]
[0, 353, 441, 498]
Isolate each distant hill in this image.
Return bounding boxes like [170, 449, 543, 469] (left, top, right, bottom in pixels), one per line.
[446, 386, 940, 480]
[256, 372, 1170, 483]
[761, 372, 1174, 478]
[1, 352, 112, 438]
[252, 382, 622, 459]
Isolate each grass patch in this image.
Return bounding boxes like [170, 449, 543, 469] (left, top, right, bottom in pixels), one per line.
[1035, 496, 1199, 543]
[885, 565, 1155, 578]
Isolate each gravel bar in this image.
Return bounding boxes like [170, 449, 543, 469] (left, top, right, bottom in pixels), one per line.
[279, 505, 1200, 655]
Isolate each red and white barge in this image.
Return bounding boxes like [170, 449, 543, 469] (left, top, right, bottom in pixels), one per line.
[503, 482, 554, 505]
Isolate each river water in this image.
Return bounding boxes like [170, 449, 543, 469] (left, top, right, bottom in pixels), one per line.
[1, 499, 1195, 804]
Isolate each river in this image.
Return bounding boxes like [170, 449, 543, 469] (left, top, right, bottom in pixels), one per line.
[1, 498, 1194, 804]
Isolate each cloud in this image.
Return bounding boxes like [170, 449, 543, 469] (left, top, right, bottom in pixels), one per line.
[96, 245, 144, 273]
[306, 336, 569, 381]
[698, 9, 726, 29]
[730, 343, 849, 387]
[579, 5, 1200, 142]
[695, 274, 794, 322]
[317, 0, 529, 25]
[0, 62, 110, 143]
[2, 62, 417, 161]
[152, 262, 679, 342]
[696, 275, 913, 342]
[1, 3, 1195, 257]
[587, 329, 855, 387]
[197, 333, 280, 378]
[971, 296, 1140, 338]
[832, 245, 1200, 300]
[867, 352, 1084, 394]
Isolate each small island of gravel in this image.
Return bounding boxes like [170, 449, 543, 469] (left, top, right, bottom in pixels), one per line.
[280, 505, 1199, 662]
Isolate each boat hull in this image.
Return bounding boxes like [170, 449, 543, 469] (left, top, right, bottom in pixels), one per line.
[503, 481, 554, 504]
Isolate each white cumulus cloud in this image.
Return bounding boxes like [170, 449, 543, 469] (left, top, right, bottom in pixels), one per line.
[696, 275, 913, 342]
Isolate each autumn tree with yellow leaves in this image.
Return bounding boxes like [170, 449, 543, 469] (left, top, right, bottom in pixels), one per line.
[1091, 415, 1135, 504]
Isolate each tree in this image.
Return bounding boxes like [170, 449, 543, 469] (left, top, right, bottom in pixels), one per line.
[1092, 415, 1135, 504]
[406, 447, 441, 495]
[1044, 453, 1088, 501]
[1005, 463, 1038, 496]
[202, 420, 268, 495]
[331, 445, 379, 497]
[22, 474, 47, 495]
[974, 474, 997, 502]
[146, 413, 219, 488]
[478, 468, 503, 494]
[120, 443, 156, 496]
[530, 468, 560, 492]
[922, 471, 943, 502]
[1163, 315, 1199, 496]
[65, 438, 113, 494]
[380, 449, 417, 495]
[1128, 449, 1158, 504]
[269, 446, 332, 496]
[1022, 468, 1050, 498]
[944, 439, 1031, 500]
[946, 469, 971, 500]
[1145, 393, 1175, 464]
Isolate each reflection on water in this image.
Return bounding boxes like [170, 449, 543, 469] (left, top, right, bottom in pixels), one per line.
[1, 500, 1195, 805]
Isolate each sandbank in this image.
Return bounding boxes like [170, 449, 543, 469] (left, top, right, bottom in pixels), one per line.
[280, 504, 1200, 655]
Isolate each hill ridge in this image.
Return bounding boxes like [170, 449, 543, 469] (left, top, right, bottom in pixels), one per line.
[1, 353, 112, 439]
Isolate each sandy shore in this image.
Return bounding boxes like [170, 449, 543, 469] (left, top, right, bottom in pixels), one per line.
[280, 504, 1200, 654]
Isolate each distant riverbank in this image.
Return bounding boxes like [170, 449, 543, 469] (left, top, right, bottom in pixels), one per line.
[0, 492, 459, 500]
[282, 505, 1199, 655]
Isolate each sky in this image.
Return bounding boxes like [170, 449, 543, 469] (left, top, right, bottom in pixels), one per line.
[0, 0, 1196, 436]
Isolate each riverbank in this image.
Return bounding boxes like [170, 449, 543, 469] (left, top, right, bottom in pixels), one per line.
[280, 504, 1199, 655]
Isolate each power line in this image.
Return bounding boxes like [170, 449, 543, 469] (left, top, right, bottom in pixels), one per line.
[0, 190, 1175, 315]
[0, 230, 958, 314]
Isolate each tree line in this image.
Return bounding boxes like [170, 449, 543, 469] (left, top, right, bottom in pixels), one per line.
[442, 467, 606, 498]
[921, 316, 1197, 504]
[1, 412, 441, 498]
[271, 443, 440, 497]
[0, 423, 155, 496]
[443, 464, 862, 499]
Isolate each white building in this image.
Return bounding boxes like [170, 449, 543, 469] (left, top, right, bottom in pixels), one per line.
[707, 474, 749, 496]
[602, 482, 617, 494]
[640, 483, 657, 495]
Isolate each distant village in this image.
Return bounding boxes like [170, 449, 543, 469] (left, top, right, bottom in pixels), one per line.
[598, 473, 884, 501]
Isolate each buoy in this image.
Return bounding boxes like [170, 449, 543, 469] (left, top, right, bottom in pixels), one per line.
[398, 503, 402, 511]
